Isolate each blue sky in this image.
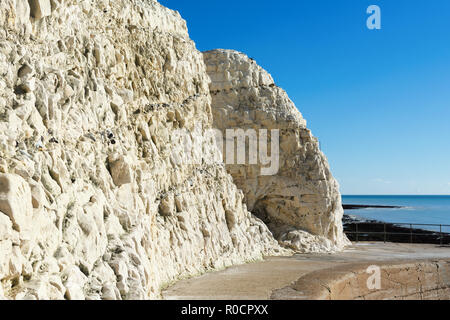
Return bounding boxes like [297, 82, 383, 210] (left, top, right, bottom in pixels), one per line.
[160, 0, 450, 195]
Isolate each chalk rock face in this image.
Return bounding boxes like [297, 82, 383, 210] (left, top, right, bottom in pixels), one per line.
[0, 1, 286, 300]
[0, 174, 33, 233]
[203, 50, 350, 253]
[29, 0, 52, 19]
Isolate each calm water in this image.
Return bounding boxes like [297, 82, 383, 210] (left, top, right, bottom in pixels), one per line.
[342, 195, 450, 233]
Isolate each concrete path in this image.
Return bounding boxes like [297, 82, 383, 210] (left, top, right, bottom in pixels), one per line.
[162, 242, 450, 300]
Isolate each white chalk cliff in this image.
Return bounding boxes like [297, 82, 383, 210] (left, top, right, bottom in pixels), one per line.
[0, 0, 347, 300]
[204, 49, 350, 253]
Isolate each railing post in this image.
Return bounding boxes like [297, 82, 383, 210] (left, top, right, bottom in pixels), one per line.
[384, 223, 387, 243]
[356, 223, 359, 243]
[440, 225, 443, 246]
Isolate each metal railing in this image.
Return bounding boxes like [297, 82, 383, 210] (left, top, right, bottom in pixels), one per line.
[345, 222, 450, 245]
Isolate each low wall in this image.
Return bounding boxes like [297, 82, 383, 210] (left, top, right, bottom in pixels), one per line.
[278, 259, 450, 300]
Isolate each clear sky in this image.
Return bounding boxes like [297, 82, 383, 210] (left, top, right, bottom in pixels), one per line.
[160, 0, 450, 195]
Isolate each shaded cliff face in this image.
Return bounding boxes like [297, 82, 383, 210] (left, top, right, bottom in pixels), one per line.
[0, 1, 285, 300]
[203, 50, 350, 253]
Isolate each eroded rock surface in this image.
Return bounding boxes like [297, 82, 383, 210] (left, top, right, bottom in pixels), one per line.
[203, 50, 350, 253]
[278, 260, 450, 300]
[0, 1, 286, 300]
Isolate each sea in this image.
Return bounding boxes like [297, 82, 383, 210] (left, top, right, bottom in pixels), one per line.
[342, 195, 450, 233]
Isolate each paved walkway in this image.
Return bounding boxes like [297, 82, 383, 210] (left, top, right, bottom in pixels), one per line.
[162, 242, 450, 300]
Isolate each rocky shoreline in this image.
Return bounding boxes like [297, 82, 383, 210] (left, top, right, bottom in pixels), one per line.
[343, 204, 403, 210]
[343, 214, 450, 245]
